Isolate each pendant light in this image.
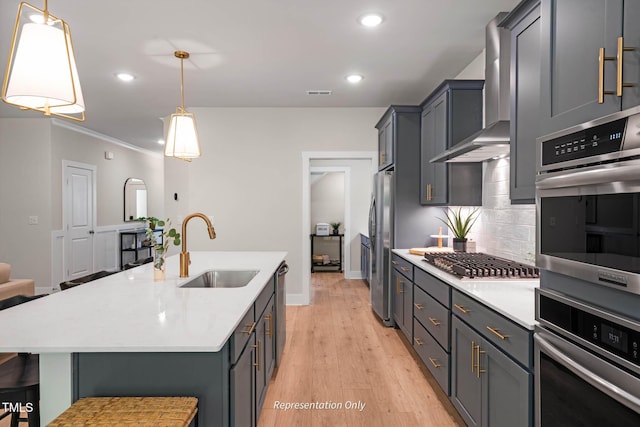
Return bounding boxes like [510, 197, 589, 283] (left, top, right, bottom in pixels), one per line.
[164, 51, 201, 161]
[2, 0, 85, 121]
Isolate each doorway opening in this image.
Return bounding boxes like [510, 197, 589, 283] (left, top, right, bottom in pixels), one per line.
[299, 151, 376, 305]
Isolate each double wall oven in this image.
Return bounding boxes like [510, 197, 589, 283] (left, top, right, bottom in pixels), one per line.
[535, 106, 640, 425]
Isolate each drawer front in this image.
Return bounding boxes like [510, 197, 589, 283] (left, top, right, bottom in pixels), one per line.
[231, 308, 256, 364]
[413, 320, 450, 395]
[452, 290, 532, 368]
[391, 254, 413, 281]
[414, 267, 450, 308]
[413, 285, 449, 350]
[256, 278, 275, 319]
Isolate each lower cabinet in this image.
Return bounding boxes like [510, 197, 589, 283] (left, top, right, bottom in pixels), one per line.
[450, 316, 532, 427]
[391, 267, 413, 340]
[231, 282, 277, 427]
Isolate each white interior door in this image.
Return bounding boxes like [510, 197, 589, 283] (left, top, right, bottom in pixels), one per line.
[64, 162, 96, 280]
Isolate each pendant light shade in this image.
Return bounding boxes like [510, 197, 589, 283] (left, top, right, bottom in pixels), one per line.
[164, 51, 201, 161]
[2, 1, 85, 121]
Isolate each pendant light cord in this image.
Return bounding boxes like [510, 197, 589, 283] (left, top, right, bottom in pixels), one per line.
[180, 56, 185, 112]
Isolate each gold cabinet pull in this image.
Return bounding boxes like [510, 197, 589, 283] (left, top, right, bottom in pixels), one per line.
[598, 47, 616, 103]
[391, 260, 399, 265]
[471, 340, 476, 373]
[252, 340, 261, 371]
[265, 313, 273, 338]
[400, 266, 410, 272]
[426, 184, 433, 201]
[414, 303, 424, 310]
[396, 278, 404, 294]
[476, 345, 486, 378]
[429, 317, 441, 327]
[454, 304, 471, 314]
[486, 326, 509, 340]
[428, 357, 442, 368]
[242, 322, 256, 335]
[414, 337, 424, 346]
[617, 36, 636, 96]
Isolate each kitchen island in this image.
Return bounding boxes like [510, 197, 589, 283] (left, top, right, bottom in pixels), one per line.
[0, 251, 287, 426]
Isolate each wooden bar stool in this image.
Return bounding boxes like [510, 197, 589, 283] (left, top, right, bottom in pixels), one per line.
[47, 396, 198, 426]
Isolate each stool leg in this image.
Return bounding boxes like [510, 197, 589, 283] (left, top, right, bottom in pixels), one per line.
[25, 387, 39, 427]
[10, 412, 18, 427]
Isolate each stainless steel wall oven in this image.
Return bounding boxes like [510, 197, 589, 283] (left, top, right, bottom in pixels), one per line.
[535, 288, 640, 426]
[536, 106, 640, 296]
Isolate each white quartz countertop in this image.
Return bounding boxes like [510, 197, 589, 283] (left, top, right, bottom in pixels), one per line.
[0, 251, 287, 353]
[392, 249, 539, 330]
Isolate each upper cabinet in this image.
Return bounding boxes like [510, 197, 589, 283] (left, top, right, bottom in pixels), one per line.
[502, 0, 541, 204]
[419, 80, 484, 206]
[540, 0, 640, 136]
[375, 106, 421, 172]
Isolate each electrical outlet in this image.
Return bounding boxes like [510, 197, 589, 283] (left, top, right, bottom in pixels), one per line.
[28, 215, 38, 225]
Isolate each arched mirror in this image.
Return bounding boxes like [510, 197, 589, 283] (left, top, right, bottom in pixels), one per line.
[124, 178, 148, 221]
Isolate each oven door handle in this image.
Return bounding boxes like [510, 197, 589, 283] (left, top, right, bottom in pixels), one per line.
[536, 160, 640, 190]
[536, 334, 640, 413]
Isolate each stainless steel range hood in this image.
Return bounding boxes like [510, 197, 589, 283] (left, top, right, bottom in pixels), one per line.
[431, 12, 511, 163]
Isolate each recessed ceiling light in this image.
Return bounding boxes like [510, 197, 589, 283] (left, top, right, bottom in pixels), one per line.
[359, 14, 383, 27]
[116, 73, 135, 82]
[157, 139, 165, 145]
[346, 74, 364, 83]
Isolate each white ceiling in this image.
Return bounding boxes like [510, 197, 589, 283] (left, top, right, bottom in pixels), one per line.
[0, 0, 520, 152]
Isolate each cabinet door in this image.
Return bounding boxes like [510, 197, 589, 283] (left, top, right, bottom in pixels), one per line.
[402, 281, 413, 341]
[378, 117, 393, 170]
[482, 338, 533, 427]
[510, 4, 541, 203]
[420, 93, 448, 206]
[231, 335, 256, 427]
[391, 269, 404, 331]
[264, 299, 276, 382]
[255, 313, 268, 419]
[540, 0, 623, 135]
[450, 317, 482, 427]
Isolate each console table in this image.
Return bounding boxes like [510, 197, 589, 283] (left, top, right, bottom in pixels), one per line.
[310, 234, 343, 272]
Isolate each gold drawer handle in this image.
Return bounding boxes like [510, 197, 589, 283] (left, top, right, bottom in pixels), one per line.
[476, 345, 486, 378]
[400, 266, 410, 272]
[252, 340, 261, 371]
[396, 278, 404, 294]
[454, 304, 471, 314]
[617, 36, 635, 96]
[242, 322, 256, 335]
[426, 184, 433, 201]
[414, 303, 424, 310]
[486, 326, 509, 340]
[391, 260, 399, 265]
[265, 313, 273, 338]
[598, 47, 615, 103]
[429, 317, 441, 327]
[414, 337, 424, 346]
[428, 357, 442, 368]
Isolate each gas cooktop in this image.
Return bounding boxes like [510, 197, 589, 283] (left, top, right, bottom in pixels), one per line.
[423, 252, 540, 280]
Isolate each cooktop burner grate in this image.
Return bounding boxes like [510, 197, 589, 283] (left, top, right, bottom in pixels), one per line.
[423, 252, 539, 279]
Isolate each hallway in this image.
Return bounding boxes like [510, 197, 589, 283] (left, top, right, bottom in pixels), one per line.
[259, 273, 464, 426]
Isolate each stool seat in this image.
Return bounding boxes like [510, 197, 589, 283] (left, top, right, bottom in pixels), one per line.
[48, 396, 198, 427]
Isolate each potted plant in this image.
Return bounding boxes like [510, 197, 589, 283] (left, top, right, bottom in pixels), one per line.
[139, 217, 181, 280]
[330, 222, 341, 235]
[438, 208, 479, 252]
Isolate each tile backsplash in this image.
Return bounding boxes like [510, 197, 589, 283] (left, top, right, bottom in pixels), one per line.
[460, 158, 536, 265]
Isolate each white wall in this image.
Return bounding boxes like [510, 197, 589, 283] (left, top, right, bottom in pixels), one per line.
[164, 107, 384, 300]
[0, 119, 52, 289]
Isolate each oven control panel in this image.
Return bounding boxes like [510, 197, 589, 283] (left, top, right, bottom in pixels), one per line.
[538, 290, 640, 368]
[541, 118, 627, 166]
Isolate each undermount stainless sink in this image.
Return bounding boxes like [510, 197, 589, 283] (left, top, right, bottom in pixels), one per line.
[179, 270, 259, 288]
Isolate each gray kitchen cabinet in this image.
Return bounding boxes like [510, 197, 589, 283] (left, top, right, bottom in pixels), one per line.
[540, 0, 640, 136]
[451, 317, 532, 427]
[391, 268, 413, 341]
[376, 106, 421, 172]
[255, 296, 275, 420]
[419, 80, 484, 206]
[501, 0, 540, 204]
[360, 234, 370, 285]
[450, 288, 533, 427]
[231, 331, 256, 427]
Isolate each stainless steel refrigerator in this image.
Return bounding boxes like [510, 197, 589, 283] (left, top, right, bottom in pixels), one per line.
[369, 171, 393, 326]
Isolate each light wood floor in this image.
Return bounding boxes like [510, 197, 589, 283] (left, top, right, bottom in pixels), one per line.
[258, 272, 464, 427]
[0, 273, 464, 427]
